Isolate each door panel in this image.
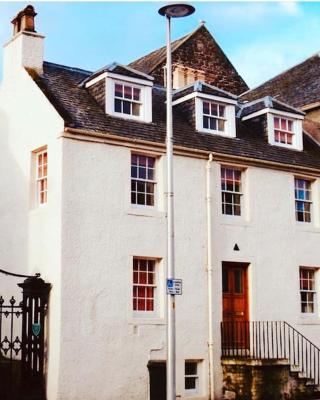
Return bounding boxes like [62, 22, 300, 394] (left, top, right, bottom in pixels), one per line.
[222, 262, 249, 348]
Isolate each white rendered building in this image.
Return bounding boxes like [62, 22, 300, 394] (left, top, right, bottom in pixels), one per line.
[1, 5, 320, 400]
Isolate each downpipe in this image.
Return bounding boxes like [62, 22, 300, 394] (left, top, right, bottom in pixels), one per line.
[206, 153, 215, 400]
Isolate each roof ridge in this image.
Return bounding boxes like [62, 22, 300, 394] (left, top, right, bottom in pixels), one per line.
[43, 61, 92, 75]
[240, 52, 320, 97]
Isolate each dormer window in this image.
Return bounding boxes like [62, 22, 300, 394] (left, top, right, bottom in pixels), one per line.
[274, 116, 294, 145]
[114, 83, 141, 116]
[241, 98, 304, 151]
[203, 101, 226, 132]
[172, 82, 237, 138]
[266, 112, 303, 150]
[195, 96, 236, 138]
[84, 63, 153, 123]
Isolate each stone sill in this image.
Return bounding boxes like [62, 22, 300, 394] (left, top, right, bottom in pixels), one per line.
[126, 207, 165, 218]
[221, 358, 289, 367]
[128, 317, 165, 325]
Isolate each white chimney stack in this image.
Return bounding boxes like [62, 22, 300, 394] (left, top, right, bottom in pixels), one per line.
[3, 5, 44, 79]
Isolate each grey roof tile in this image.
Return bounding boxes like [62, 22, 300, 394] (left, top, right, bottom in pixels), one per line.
[28, 61, 320, 172]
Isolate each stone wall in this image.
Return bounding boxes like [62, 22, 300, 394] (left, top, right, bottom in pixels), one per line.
[222, 359, 316, 400]
[152, 26, 249, 95]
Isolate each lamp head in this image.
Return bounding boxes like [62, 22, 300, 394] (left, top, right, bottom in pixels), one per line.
[158, 3, 195, 18]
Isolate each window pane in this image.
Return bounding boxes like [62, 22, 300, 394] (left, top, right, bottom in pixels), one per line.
[138, 167, 146, 179]
[203, 116, 209, 129]
[132, 103, 140, 116]
[123, 100, 131, 114]
[146, 194, 154, 206]
[131, 166, 137, 178]
[133, 88, 140, 101]
[219, 105, 225, 117]
[185, 362, 197, 375]
[203, 102, 210, 114]
[146, 182, 154, 194]
[209, 117, 217, 131]
[211, 103, 218, 116]
[114, 99, 122, 113]
[185, 377, 197, 390]
[137, 193, 145, 204]
[124, 85, 132, 99]
[115, 84, 123, 97]
[218, 119, 225, 132]
[137, 181, 145, 193]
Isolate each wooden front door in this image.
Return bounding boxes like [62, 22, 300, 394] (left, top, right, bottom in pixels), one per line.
[222, 262, 249, 349]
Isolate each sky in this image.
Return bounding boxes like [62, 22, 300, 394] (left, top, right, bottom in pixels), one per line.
[0, 1, 320, 89]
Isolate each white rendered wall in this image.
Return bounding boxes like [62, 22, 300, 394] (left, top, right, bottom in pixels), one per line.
[58, 136, 320, 400]
[0, 57, 64, 400]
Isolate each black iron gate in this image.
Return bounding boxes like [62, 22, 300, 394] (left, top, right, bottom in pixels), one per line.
[0, 270, 51, 400]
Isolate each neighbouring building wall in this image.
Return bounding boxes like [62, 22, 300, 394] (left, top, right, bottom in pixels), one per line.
[151, 26, 248, 95]
[305, 107, 320, 123]
[58, 135, 320, 400]
[0, 63, 64, 400]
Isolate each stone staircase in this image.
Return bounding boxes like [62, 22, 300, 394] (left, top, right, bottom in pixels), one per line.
[221, 321, 320, 400]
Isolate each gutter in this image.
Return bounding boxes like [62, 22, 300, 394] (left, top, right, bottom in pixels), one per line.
[206, 153, 214, 400]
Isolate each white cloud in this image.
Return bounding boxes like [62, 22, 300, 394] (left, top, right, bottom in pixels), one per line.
[233, 24, 319, 89]
[279, 2, 302, 17]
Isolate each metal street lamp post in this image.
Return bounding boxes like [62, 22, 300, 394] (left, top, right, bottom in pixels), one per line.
[158, 4, 195, 400]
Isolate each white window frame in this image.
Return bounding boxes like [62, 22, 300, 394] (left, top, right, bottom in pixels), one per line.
[131, 153, 156, 208]
[295, 177, 312, 223]
[35, 149, 47, 206]
[195, 96, 236, 138]
[185, 361, 200, 396]
[105, 75, 152, 123]
[114, 82, 142, 118]
[132, 258, 159, 318]
[300, 267, 317, 315]
[273, 116, 294, 145]
[267, 111, 303, 150]
[221, 166, 243, 216]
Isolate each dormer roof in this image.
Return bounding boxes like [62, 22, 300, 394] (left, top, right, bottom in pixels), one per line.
[239, 96, 305, 119]
[173, 81, 238, 102]
[81, 62, 154, 86]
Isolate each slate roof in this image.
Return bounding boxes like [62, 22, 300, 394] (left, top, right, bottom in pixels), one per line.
[29, 61, 320, 172]
[173, 81, 237, 102]
[240, 53, 320, 109]
[128, 28, 195, 74]
[240, 97, 305, 118]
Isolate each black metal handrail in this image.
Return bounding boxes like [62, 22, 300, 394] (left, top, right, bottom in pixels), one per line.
[0, 268, 40, 279]
[221, 321, 320, 386]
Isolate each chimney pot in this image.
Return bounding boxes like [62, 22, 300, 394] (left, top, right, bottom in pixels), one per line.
[11, 5, 37, 36]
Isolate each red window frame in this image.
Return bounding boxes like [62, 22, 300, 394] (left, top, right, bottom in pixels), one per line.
[133, 258, 156, 312]
[274, 116, 294, 145]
